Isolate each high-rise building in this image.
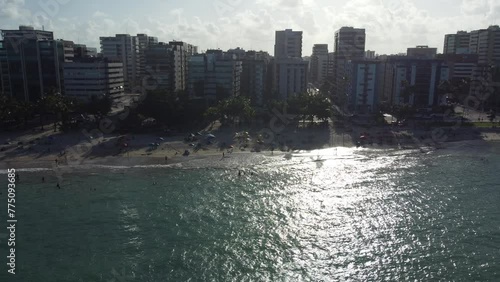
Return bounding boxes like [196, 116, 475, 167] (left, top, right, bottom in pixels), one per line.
[227, 47, 246, 59]
[437, 54, 478, 80]
[273, 29, 308, 100]
[100, 33, 157, 93]
[468, 25, 500, 108]
[0, 26, 69, 101]
[333, 27, 366, 107]
[63, 58, 125, 100]
[407, 45, 437, 59]
[380, 56, 448, 107]
[334, 27, 366, 59]
[310, 44, 329, 86]
[443, 31, 471, 54]
[274, 58, 308, 100]
[169, 41, 197, 92]
[74, 44, 98, 60]
[144, 42, 182, 93]
[365, 50, 376, 59]
[136, 34, 158, 83]
[100, 34, 138, 92]
[274, 29, 303, 59]
[469, 25, 500, 65]
[241, 51, 272, 106]
[346, 59, 383, 114]
[187, 51, 242, 103]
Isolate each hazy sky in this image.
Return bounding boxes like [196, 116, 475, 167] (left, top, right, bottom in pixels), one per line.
[1, 0, 499, 55]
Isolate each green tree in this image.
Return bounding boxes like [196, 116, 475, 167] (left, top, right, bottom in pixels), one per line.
[87, 95, 113, 116]
[205, 96, 255, 126]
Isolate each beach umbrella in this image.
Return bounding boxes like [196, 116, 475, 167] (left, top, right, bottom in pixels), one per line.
[206, 134, 216, 139]
[158, 137, 164, 141]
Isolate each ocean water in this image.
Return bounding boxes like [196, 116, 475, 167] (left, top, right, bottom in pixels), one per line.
[1, 142, 500, 281]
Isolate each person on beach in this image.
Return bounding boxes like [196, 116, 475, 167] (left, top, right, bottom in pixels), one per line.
[238, 170, 242, 177]
[165, 156, 168, 163]
[42, 177, 45, 182]
[56, 183, 61, 189]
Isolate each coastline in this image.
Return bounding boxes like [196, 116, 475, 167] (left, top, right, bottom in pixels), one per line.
[1, 125, 500, 171]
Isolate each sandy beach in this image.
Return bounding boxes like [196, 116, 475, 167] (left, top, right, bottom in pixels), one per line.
[1, 123, 500, 170]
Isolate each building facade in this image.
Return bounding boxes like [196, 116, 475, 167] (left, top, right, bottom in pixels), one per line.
[407, 46, 437, 59]
[273, 29, 308, 100]
[241, 51, 271, 106]
[144, 43, 181, 93]
[274, 29, 303, 59]
[187, 51, 242, 103]
[444, 31, 471, 54]
[382, 57, 448, 107]
[310, 44, 329, 86]
[63, 58, 125, 100]
[346, 59, 382, 114]
[333, 27, 366, 106]
[0, 26, 69, 101]
[365, 50, 376, 59]
[100, 33, 157, 93]
[169, 41, 197, 92]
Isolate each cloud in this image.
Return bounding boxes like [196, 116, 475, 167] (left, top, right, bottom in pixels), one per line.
[3, 0, 500, 56]
[92, 11, 109, 18]
[0, 0, 27, 20]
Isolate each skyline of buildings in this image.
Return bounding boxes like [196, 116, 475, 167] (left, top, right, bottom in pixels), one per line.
[1, 23, 500, 113]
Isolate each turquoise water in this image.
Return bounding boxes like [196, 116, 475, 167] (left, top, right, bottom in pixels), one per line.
[1, 142, 500, 281]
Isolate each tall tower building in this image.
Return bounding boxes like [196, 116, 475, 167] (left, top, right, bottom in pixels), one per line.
[333, 27, 366, 108]
[468, 25, 500, 108]
[443, 31, 471, 54]
[0, 26, 70, 101]
[100, 33, 158, 93]
[100, 34, 138, 92]
[273, 29, 308, 100]
[334, 27, 366, 60]
[274, 29, 303, 58]
[310, 44, 329, 86]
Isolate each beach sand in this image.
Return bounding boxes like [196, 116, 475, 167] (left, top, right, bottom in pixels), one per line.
[1, 124, 499, 170]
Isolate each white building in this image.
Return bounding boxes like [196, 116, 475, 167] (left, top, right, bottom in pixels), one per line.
[100, 33, 157, 93]
[273, 29, 308, 100]
[63, 58, 124, 100]
[346, 60, 381, 113]
[275, 58, 308, 100]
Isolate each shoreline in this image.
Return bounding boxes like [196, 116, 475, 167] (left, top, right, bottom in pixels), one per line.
[1, 126, 499, 171]
[1, 139, 498, 172]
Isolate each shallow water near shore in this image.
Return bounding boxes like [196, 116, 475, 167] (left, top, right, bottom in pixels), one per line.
[1, 142, 500, 281]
